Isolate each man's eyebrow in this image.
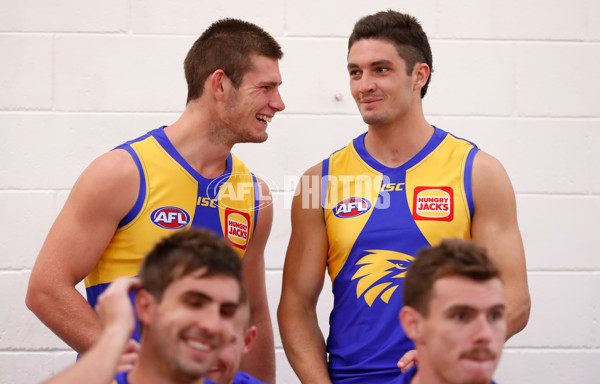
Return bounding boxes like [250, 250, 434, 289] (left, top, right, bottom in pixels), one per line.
[258, 80, 282, 87]
[446, 303, 506, 312]
[221, 301, 240, 309]
[446, 304, 476, 312]
[181, 291, 212, 301]
[181, 291, 239, 308]
[371, 59, 394, 67]
[347, 59, 394, 70]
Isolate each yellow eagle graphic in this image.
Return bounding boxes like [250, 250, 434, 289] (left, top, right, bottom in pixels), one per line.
[351, 250, 415, 307]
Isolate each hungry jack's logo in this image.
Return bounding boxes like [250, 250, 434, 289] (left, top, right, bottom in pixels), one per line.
[351, 250, 414, 306]
[413, 186, 454, 221]
[225, 208, 250, 250]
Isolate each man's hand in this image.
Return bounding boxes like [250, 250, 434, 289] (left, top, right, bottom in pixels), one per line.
[115, 339, 140, 372]
[95, 277, 141, 371]
[397, 349, 418, 373]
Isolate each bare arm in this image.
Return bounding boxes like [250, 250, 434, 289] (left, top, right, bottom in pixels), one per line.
[26, 149, 139, 353]
[471, 151, 531, 338]
[43, 277, 140, 384]
[278, 164, 332, 383]
[238, 178, 275, 383]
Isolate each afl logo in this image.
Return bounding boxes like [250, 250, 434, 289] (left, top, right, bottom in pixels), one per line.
[151, 207, 190, 229]
[333, 197, 372, 218]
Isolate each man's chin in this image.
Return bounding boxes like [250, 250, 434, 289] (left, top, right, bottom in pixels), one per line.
[205, 365, 226, 382]
[173, 358, 214, 382]
[205, 371, 221, 382]
[458, 359, 497, 383]
[238, 133, 268, 144]
[361, 113, 388, 126]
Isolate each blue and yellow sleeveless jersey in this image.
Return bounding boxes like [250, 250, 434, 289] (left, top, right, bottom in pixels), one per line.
[84, 127, 259, 337]
[113, 372, 216, 383]
[112, 369, 264, 383]
[322, 127, 478, 383]
[233, 372, 269, 383]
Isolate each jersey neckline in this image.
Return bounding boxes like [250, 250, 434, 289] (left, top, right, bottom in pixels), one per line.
[152, 126, 233, 189]
[352, 126, 447, 174]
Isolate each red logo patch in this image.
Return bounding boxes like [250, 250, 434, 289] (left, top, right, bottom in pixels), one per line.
[412, 187, 454, 221]
[333, 197, 372, 218]
[150, 206, 190, 229]
[225, 208, 250, 250]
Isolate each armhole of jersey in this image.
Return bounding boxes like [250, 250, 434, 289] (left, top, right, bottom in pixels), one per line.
[252, 173, 259, 234]
[116, 144, 146, 228]
[113, 371, 130, 384]
[464, 147, 479, 219]
[321, 159, 329, 211]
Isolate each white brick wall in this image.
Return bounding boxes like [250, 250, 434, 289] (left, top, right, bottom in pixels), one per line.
[1, 0, 598, 382]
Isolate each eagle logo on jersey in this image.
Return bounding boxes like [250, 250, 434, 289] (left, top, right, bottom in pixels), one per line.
[351, 250, 414, 306]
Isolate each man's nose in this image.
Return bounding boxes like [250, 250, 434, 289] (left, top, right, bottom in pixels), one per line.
[473, 315, 494, 343]
[270, 88, 285, 112]
[359, 73, 376, 93]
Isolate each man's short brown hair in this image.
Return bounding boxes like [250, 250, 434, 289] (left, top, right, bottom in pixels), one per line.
[403, 239, 501, 316]
[348, 10, 433, 98]
[139, 228, 243, 302]
[184, 18, 283, 103]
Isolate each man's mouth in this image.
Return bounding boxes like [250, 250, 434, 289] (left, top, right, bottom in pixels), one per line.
[186, 339, 211, 352]
[360, 97, 382, 105]
[256, 114, 272, 123]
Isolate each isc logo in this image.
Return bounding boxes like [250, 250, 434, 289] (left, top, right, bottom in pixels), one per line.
[381, 182, 405, 192]
[333, 197, 372, 218]
[150, 207, 190, 229]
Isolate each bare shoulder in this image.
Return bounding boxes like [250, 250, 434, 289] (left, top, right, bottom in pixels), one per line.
[303, 162, 324, 178]
[471, 149, 519, 234]
[292, 162, 324, 210]
[84, 149, 138, 187]
[65, 149, 140, 224]
[29, 149, 141, 288]
[472, 150, 514, 197]
[254, 176, 273, 200]
[290, 161, 326, 231]
[473, 150, 507, 176]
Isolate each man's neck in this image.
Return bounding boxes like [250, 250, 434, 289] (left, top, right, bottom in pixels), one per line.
[364, 117, 434, 168]
[163, 105, 233, 179]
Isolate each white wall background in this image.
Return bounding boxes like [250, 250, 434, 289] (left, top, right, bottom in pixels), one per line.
[1, 0, 599, 383]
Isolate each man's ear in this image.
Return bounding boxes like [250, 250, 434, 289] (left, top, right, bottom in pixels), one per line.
[413, 63, 430, 92]
[210, 69, 229, 100]
[135, 289, 156, 326]
[241, 325, 257, 355]
[400, 306, 424, 342]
